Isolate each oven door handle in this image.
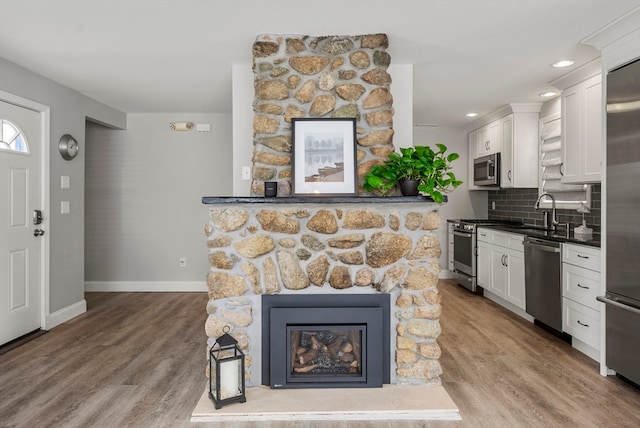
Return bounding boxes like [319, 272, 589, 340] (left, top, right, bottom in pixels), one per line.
[453, 231, 473, 238]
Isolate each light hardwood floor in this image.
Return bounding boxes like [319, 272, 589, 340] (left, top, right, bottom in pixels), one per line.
[1, 280, 639, 427]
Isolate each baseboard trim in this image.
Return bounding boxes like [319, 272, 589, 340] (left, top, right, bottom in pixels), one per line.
[84, 281, 207, 293]
[438, 270, 455, 280]
[44, 299, 87, 330]
[483, 291, 534, 323]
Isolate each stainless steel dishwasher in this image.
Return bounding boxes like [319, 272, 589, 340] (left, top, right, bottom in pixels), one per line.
[523, 237, 562, 331]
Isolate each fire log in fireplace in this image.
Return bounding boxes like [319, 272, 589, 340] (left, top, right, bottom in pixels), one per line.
[262, 294, 390, 389]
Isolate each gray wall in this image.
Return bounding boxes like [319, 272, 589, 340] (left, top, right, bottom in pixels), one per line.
[84, 113, 232, 286]
[0, 58, 126, 315]
[413, 126, 487, 272]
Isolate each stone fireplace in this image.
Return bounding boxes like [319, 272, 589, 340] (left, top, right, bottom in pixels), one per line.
[203, 198, 444, 388]
[202, 32, 444, 392]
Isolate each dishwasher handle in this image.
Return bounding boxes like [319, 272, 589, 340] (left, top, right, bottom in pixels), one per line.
[523, 240, 560, 253]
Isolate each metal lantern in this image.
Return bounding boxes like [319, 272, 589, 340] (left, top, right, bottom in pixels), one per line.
[209, 326, 246, 409]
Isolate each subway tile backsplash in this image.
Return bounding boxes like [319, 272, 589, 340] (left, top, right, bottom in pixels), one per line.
[487, 185, 601, 233]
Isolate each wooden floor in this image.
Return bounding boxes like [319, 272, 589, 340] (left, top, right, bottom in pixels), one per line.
[1, 280, 639, 427]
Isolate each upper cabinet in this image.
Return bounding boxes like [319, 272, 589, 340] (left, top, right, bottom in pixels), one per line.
[477, 120, 502, 156]
[467, 103, 541, 189]
[551, 59, 603, 184]
[560, 74, 603, 183]
[467, 129, 481, 190]
[500, 108, 541, 188]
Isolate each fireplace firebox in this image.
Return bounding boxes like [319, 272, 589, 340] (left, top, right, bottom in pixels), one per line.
[262, 294, 390, 389]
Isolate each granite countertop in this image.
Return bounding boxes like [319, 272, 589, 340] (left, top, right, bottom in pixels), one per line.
[480, 224, 601, 248]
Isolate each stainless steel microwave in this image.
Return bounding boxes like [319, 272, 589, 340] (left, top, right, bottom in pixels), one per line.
[473, 153, 500, 186]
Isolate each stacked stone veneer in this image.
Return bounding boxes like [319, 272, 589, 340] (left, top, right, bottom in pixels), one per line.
[251, 33, 394, 196]
[204, 201, 444, 387]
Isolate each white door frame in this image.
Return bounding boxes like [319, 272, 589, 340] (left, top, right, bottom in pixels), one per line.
[0, 90, 51, 330]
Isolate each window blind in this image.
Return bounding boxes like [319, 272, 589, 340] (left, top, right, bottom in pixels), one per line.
[539, 117, 590, 209]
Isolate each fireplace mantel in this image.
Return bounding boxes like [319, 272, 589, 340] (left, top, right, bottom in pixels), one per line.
[202, 195, 444, 205]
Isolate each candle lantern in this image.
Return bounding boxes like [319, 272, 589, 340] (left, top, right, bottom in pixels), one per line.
[209, 326, 246, 409]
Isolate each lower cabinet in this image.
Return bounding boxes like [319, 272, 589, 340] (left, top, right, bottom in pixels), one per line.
[477, 228, 526, 311]
[447, 222, 455, 273]
[562, 243, 602, 361]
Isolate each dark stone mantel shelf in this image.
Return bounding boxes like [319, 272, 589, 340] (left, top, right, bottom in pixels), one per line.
[202, 195, 445, 205]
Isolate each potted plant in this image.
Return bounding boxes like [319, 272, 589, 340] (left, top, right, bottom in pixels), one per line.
[362, 144, 462, 203]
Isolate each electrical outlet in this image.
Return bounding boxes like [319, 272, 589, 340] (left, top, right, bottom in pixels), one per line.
[491, 201, 496, 210]
[179, 257, 186, 267]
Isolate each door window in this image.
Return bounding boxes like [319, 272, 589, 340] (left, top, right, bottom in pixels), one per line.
[0, 119, 29, 153]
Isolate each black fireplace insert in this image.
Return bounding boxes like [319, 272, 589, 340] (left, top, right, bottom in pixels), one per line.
[261, 294, 390, 389]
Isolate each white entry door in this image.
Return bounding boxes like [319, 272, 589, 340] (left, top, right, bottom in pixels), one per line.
[0, 100, 44, 345]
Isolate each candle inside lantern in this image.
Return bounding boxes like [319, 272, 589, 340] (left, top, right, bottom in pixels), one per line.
[219, 359, 239, 399]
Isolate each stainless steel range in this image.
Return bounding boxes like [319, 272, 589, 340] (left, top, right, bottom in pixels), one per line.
[451, 219, 522, 293]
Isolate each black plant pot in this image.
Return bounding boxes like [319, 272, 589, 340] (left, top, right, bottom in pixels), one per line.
[399, 180, 420, 196]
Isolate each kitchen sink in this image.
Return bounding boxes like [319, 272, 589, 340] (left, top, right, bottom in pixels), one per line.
[501, 225, 571, 240]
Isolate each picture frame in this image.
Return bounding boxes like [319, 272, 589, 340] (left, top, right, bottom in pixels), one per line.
[291, 118, 357, 196]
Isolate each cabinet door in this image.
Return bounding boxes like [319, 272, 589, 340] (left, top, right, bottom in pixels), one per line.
[448, 223, 455, 272]
[477, 241, 491, 289]
[500, 115, 514, 187]
[477, 125, 491, 156]
[505, 249, 526, 310]
[561, 84, 581, 183]
[468, 130, 481, 190]
[561, 74, 603, 184]
[489, 247, 507, 299]
[582, 75, 602, 182]
[488, 121, 502, 154]
[477, 122, 501, 155]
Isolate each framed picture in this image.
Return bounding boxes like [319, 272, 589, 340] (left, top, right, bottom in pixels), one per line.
[291, 118, 357, 196]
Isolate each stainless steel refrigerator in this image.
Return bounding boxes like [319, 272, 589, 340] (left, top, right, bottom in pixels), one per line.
[599, 58, 640, 385]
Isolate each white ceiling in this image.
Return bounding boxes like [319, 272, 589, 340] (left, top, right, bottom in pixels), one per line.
[1, 0, 639, 128]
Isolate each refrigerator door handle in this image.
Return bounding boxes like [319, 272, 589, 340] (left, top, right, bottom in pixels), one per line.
[597, 295, 640, 316]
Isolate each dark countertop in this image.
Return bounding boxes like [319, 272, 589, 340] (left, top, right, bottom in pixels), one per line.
[202, 195, 442, 204]
[479, 224, 601, 248]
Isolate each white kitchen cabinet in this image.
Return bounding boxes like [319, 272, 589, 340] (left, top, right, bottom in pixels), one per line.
[477, 121, 502, 156]
[561, 74, 602, 184]
[505, 247, 525, 309]
[467, 129, 481, 190]
[477, 228, 526, 310]
[562, 243, 602, 361]
[477, 240, 491, 289]
[499, 109, 540, 188]
[447, 222, 455, 273]
[467, 103, 541, 190]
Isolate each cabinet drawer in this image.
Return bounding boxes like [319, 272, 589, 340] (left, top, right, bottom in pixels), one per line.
[505, 233, 524, 252]
[563, 244, 601, 271]
[563, 263, 601, 310]
[491, 230, 507, 246]
[562, 298, 600, 350]
[477, 228, 491, 243]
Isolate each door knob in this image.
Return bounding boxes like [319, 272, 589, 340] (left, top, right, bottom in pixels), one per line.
[34, 229, 45, 237]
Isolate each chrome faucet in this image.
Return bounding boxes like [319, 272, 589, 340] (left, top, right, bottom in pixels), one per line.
[534, 192, 559, 230]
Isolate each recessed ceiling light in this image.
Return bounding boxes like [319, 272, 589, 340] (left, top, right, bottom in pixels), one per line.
[552, 60, 574, 68]
[539, 91, 558, 98]
[465, 112, 478, 118]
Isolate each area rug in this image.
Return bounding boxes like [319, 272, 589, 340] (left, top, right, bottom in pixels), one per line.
[191, 384, 460, 422]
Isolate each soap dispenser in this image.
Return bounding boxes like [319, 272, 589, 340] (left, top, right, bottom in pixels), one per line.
[574, 202, 593, 236]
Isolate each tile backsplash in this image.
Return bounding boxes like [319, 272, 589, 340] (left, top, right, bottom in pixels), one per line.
[487, 185, 601, 233]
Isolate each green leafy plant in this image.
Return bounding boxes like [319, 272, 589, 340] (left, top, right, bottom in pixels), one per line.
[362, 144, 463, 203]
